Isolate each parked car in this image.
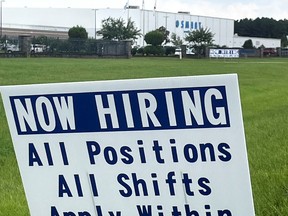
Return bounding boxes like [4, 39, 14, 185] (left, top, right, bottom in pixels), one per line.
[263, 48, 277, 56]
[174, 48, 182, 56]
[186, 47, 195, 55]
[6, 43, 20, 53]
[30, 44, 47, 53]
[0, 43, 4, 51]
[174, 47, 195, 56]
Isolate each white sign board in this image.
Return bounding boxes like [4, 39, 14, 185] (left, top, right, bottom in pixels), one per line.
[1, 75, 255, 216]
[209, 49, 240, 58]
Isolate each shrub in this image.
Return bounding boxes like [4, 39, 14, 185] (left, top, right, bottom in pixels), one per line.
[144, 45, 164, 56]
[137, 47, 144, 55]
[131, 46, 138, 56]
[164, 46, 176, 56]
[144, 30, 165, 46]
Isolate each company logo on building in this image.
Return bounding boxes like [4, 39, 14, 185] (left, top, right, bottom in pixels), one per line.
[176, 20, 202, 30]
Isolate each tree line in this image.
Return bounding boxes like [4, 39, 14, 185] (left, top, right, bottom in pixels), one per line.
[234, 17, 288, 47]
[97, 17, 214, 56]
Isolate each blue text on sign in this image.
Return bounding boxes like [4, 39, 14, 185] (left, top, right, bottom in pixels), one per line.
[10, 86, 230, 134]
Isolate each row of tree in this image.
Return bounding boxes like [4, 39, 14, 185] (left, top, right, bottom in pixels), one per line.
[93, 17, 288, 54]
[97, 17, 214, 56]
[6, 16, 285, 56]
[67, 17, 214, 56]
[96, 17, 288, 50]
[234, 17, 288, 47]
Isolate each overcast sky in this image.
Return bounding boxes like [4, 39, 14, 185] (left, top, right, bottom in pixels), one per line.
[3, 0, 288, 20]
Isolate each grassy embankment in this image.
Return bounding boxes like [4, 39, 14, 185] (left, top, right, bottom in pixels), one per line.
[0, 57, 287, 215]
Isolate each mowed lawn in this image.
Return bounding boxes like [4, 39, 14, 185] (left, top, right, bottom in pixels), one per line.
[0, 57, 287, 216]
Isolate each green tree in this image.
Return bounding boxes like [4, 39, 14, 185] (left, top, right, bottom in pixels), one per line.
[281, 35, 288, 47]
[185, 28, 214, 57]
[235, 17, 288, 46]
[157, 26, 170, 44]
[68, 26, 88, 52]
[242, 39, 253, 49]
[68, 25, 88, 39]
[144, 30, 165, 46]
[31, 36, 48, 45]
[170, 33, 183, 47]
[97, 17, 141, 41]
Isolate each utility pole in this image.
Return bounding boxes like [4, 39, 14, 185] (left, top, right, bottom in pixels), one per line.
[142, 0, 145, 46]
[0, 0, 5, 37]
[164, 15, 169, 29]
[125, 0, 130, 21]
[154, 0, 157, 29]
[93, 9, 98, 39]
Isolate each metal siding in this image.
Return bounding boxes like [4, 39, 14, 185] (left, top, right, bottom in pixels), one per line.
[2, 8, 280, 48]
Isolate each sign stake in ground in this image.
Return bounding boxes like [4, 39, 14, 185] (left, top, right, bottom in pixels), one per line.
[0, 74, 255, 216]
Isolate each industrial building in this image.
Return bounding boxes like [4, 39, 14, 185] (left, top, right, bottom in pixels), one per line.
[1, 7, 281, 48]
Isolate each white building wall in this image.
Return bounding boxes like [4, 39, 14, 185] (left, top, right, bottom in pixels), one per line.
[3, 7, 234, 46]
[233, 35, 281, 48]
[4, 8, 94, 29]
[2, 7, 280, 48]
[130, 10, 235, 47]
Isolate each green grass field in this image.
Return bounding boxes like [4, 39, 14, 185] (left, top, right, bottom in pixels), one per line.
[0, 57, 287, 215]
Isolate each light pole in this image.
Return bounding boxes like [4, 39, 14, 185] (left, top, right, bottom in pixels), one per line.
[164, 15, 169, 29]
[93, 9, 98, 39]
[0, 0, 5, 37]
